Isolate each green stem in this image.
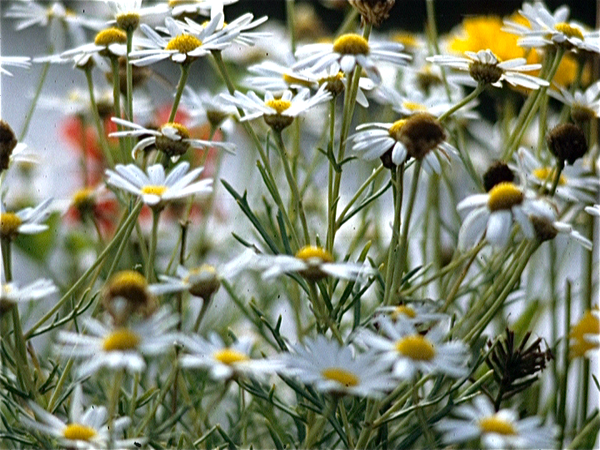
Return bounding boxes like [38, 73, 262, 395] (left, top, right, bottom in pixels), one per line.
[412, 378, 435, 447]
[274, 130, 310, 245]
[84, 66, 115, 167]
[108, 370, 125, 448]
[285, 0, 296, 55]
[336, 163, 384, 227]
[550, 159, 565, 196]
[304, 397, 339, 449]
[168, 62, 192, 123]
[146, 208, 161, 282]
[126, 29, 134, 122]
[110, 56, 127, 162]
[383, 166, 404, 306]
[558, 281, 572, 449]
[437, 84, 484, 122]
[441, 239, 484, 312]
[19, 61, 50, 141]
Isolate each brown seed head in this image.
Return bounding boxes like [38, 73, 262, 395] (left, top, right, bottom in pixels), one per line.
[348, 0, 396, 26]
[547, 123, 587, 165]
[483, 161, 515, 192]
[398, 113, 445, 160]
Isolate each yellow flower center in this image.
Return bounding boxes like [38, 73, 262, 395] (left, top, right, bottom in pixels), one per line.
[395, 335, 436, 361]
[265, 99, 292, 114]
[402, 101, 427, 112]
[554, 22, 584, 40]
[388, 119, 407, 141]
[213, 348, 250, 365]
[392, 305, 417, 319]
[532, 167, 566, 186]
[487, 182, 524, 211]
[0, 212, 22, 237]
[94, 27, 127, 47]
[102, 328, 141, 351]
[569, 308, 599, 359]
[160, 122, 191, 139]
[168, 0, 193, 6]
[72, 188, 96, 209]
[283, 72, 313, 87]
[479, 416, 517, 435]
[63, 423, 98, 441]
[391, 32, 419, 49]
[108, 270, 148, 293]
[321, 367, 360, 387]
[166, 34, 203, 53]
[295, 245, 334, 263]
[141, 185, 168, 196]
[333, 34, 370, 55]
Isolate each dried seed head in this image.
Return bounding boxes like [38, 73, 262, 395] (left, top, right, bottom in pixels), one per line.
[398, 113, 445, 160]
[547, 123, 587, 165]
[103, 270, 155, 325]
[320, 71, 345, 96]
[469, 61, 503, 85]
[483, 161, 515, 192]
[184, 264, 221, 299]
[571, 104, 596, 124]
[0, 120, 18, 172]
[530, 215, 559, 242]
[348, 0, 396, 27]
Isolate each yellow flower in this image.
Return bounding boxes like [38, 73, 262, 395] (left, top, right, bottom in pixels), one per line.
[569, 307, 599, 359]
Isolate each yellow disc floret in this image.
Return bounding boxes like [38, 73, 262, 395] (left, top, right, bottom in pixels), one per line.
[295, 246, 334, 263]
[569, 308, 599, 359]
[402, 101, 427, 113]
[265, 99, 292, 114]
[487, 182, 524, 211]
[388, 119, 407, 141]
[166, 34, 203, 53]
[0, 212, 22, 238]
[94, 27, 127, 46]
[333, 34, 370, 55]
[141, 185, 168, 196]
[392, 305, 417, 319]
[63, 423, 98, 441]
[321, 367, 360, 387]
[395, 335, 436, 361]
[213, 348, 250, 365]
[554, 22, 584, 40]
[532, 167, 566, 186]
[161, 122, 190, 139]
[479, 415, 517, 435]
[102, 328, 141, 351]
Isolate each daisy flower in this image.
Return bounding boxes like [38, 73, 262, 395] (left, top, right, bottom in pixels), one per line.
[437, 396, 557, 449]
[349, 113, 458, 174]
[56, 26, 132, 66]
[503, 3, 599, 53]
[427, 49, 549, 90]
[246, 61, 375, 107]
[129, 13, 235, 66]
[109, 117, 235, 160]
[23, 385, 139, 449]
[251, 245, 376, 282]
[585, 204, 600, 217]
[220, 86, 332, 131]
[0, 198, 54, 240]
[357, 316, 469, 379]
[457, 182, 545, 249]
[0, 56, 31, 76]
[279, 335, 396, 398]
[179, 332, 279, 380]
[57, 307, 177, 378]
[374, 300, 448, 325]
[1, 279, 57, 313]
[104, 0, 167, 31]
[516, 147, 599, 204]
[182, 12, 270, 47]
[569, 307, 599, 359]
[105, 161, 213, 208]
[166, 0, 239, 19]
[181, 86, 237, 129]
[293, 33, 411, 84]
[548, 80, 600, 124]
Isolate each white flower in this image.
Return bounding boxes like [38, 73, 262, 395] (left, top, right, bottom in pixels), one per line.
[179, 332, 279, 380]
[5, 143, 41, 167]
[357, 316, 469, 379]
[0, 198, 54, 239]
[181, 86, 237, 129]
[280, 335, 396, 398]
[548, 80, 600, 123]
[1, 279, 57, 311]
[457, 182, 545, 249]
[104, 0, 167, 23]
[167, 0, 239, 19]
[0, 56, 31, 76]
[220, 87, 332, 130]
[293, 33, 411, 84]
[182, 12, 269, 47]
[129, 13, 236, 66]
[109, 117, 235, 160]
[503, 3, 599, 53]
[585, 204, 600, 217]
[427, 50, 549, 90]
[349, 114, 458, 174]
[56, 26, 132, 64]
[250, 245, 376, 282]
[105, 162, 213, 207]
[374, 301, 448, 325]
[23, 385, 140, 449]
[57, 308, 177, 378]
[437, 396, 557, 449]
[516, 147, 600, 204]
[246, 61, 375, 107]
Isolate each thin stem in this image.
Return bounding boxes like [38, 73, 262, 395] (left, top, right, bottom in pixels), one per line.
[412, 378, 435, 447]
[437, 84, 484, 122]
[169, 63, 192, 123]
[274, 130, 310, 245]
[110, 56, 127, 162]
[19, 61, 50, 141]
[146, 208, 161, 282]
[336, 163, 384, 227]
[285, 0, 296, 55]
[108, 370, 125, 449]
[126, 29, 134, 122]
[549, 159, 565, 196]
[383, 166, 404, 306]
[558, 281, 572, 449]
[441, 239, 484, 312]
[84, 67, 115, 167]
[304, 397, 339, 449]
